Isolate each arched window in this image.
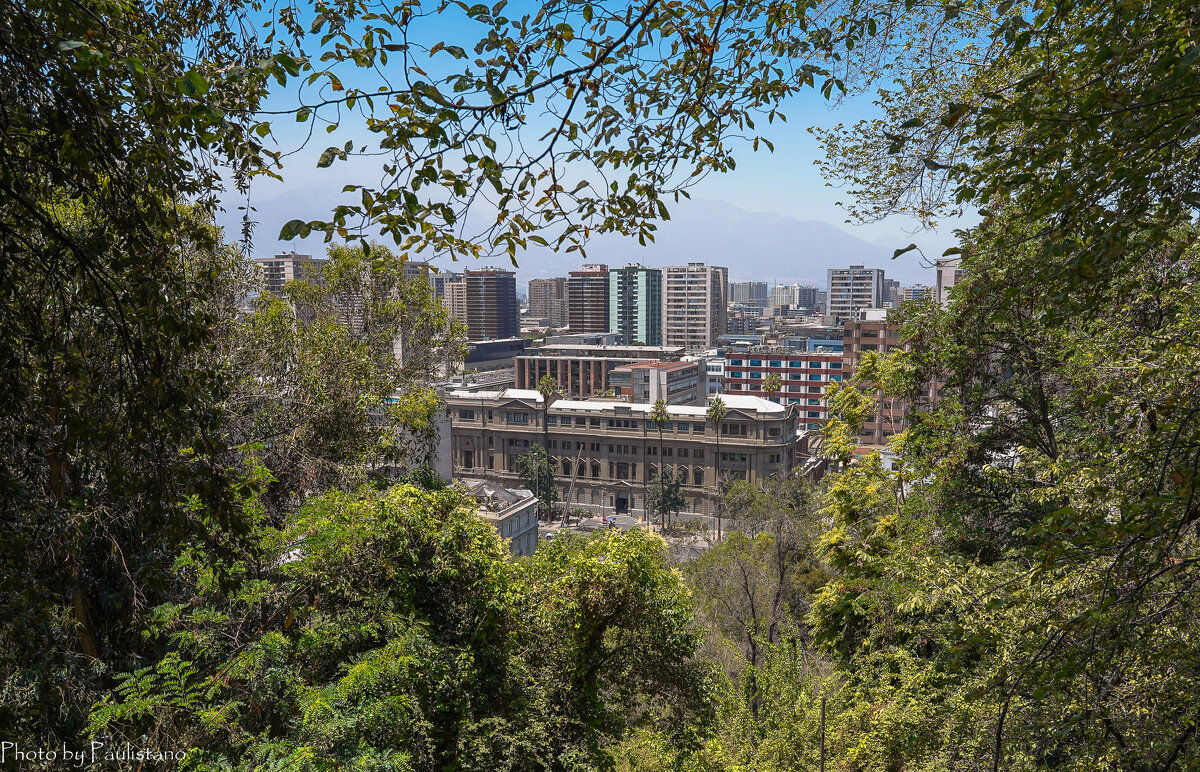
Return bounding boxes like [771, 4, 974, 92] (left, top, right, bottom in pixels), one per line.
[693, 497, 702, 513]
[561, 458, 571, 475]
[693, 468, 704, 486]
[591, 462, 600, 478]
[575, 489, 583, 502]
[591, 490, 599, 505]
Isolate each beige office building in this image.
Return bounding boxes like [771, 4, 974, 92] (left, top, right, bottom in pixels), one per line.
[663, 263, 728, 351]
[445, 389, 808, 519]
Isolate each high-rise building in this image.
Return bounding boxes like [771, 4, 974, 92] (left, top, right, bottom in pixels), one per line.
[443, 279, 468, 327]
[730, 281, 768, 306]
[794, 285, 821, 313]
[769, 284, 795, 310]
[568, 264, 610, 333]
[452, 269, 518, 340]
[253, 251, 326, 296]
[429, 270, 463, 302]
[883, 278, 902, 306]
[528, 277, 569, 327]
[901, 284, 932, 303]
[608, 264, 662, 345]
[663, 263, 728, 351]
[826, 265, 885, 320]
[935, 258, 964, 306]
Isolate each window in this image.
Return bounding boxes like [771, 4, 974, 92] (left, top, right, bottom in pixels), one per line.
[663, 447, 673, 457]
[693, 449, 705, 460]
[807, 411, 821, 418]
[693, 469, 704, 486]
[831, 374, 843, 381]
[808, 398, 821, 405]
[459, 409, 475, 420]
[590, 418, 601, 427]
[808, 374, 823, 381]
[808, 361, 822, 369]
[547, 416, 557, 425]
[729, 371, 743, 378]
[749, 359, 761, 366]
[561, 416, 572, 426]
[722, 423, 748, 436]
[808, 386, 822, 394]
[768, 453, 781, 464]
[750, 372, 762, 379]
[678, 448, 689, 458]
[829, 362, 843, 370]
[789, 361, 804, 368]
[728, 358, 742, 365]
[677, 423, 689, 432]
[648, 446, 657, 455]
[768, 360, 781, 367]
[506, 411, 530, 423]
[767, 427, 781, 437]
[694, 423, 705, 433]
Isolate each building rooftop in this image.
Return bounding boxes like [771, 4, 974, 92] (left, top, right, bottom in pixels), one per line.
[533, 343, 684, 355]
[609, 360, 697, 372]
[460, 478, 537, 522]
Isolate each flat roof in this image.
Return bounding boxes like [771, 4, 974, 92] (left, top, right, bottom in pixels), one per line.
[609, 360, 697, 372]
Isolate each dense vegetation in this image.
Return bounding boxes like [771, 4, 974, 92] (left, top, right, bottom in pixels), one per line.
[4, 0, 1200, 769]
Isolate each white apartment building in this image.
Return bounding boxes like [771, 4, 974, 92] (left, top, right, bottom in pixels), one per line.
[663, 263, 728, 351]
[936, 258, 964, 306]
[826, 265, 885, 321]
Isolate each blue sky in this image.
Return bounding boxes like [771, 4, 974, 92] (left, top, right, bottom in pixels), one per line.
[217, 8, 967, 277]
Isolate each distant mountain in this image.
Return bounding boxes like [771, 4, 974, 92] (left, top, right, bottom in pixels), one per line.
[226, 193, 941, 287]
[510, 199, 936, 286]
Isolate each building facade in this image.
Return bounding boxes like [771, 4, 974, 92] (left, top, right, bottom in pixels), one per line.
[663, 263, 728, 351]
[608, 264, 662, 345]
[528, 277, 569, 327]
[842, 318, 907, 448]
[935, 258, 964, 306]
[730, 281, 768, 306]
[827, 265, 885, 321]
[253, 252, 326, 296]
[723, 348, 845, 430]
[461, 478, 539, 556]
[608, 360, 702, 405]
[514, 344, 684, 398]
[445, 390, 807, 519]
[567, 264, 610, 333]
[457, 269, 519, 340]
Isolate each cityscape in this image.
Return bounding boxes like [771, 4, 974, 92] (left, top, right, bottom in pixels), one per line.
[9, 0, 1199, 769]
[254, 251, 961, 540]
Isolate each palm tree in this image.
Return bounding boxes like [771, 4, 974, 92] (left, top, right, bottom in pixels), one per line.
[536, 375, 557, 520]
[706, 396, 728, 541]
[650, 399, 670, 532]
[763, 372, 783, 403]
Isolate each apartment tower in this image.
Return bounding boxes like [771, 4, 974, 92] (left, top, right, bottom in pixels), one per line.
[567, 264, 610, 333]
[826, 265, 885, 321]
[528, 277, 569, 327]
[608, 264, 662, 345]
[663, 263, 728, 351]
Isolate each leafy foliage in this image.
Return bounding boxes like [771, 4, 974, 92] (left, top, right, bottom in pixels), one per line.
[90, 485, 713, 770]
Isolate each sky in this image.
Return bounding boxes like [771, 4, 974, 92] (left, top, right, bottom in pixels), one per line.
[215, 8, 969, 281]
